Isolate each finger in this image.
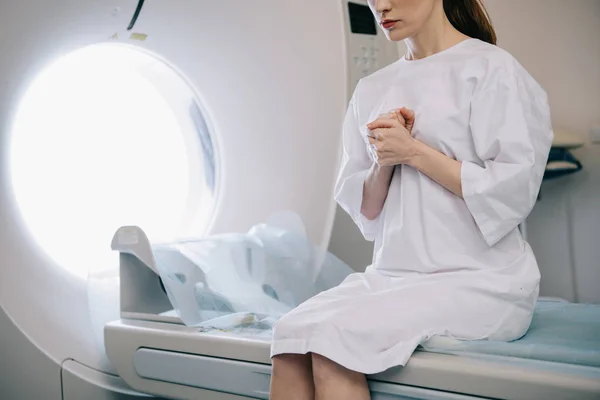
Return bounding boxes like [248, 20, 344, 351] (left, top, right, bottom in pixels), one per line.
[378, 112, 397, 120]
[392, 109, 406, 126]
[372, 128, 389, 141]
[400, 107, 415, 118]
[366, 132, 378, 143]
[400, 107, 415, 133]
[367, 118, 396, 130]
[400, 107, 415, 124]
[368, 137, 385, 152]
[366, 132, 379, 141]
[368, 112, 399, 126]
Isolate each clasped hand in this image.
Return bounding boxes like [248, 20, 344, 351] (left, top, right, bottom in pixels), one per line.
[366, 107, 417, 167]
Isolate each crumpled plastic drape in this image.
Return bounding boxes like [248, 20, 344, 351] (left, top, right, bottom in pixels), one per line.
[153, 212, 353, 327]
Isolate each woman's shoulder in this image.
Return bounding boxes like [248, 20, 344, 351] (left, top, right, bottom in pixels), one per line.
[465, 39, 544, 92]
[355, 58, 403, 91]
[465, 38, 514, 64]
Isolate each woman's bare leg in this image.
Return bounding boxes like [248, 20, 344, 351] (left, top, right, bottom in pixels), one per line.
[270, 354, 314, 400]
[312, 353, 370, 400]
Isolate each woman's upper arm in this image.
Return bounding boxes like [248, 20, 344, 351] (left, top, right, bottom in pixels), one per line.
[461, 61, 554, 246]
[338, 85, 372, 174]
[334, 83, 383, 241]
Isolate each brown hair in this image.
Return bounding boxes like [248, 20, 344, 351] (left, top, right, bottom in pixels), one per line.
[443, 0, 497, 45]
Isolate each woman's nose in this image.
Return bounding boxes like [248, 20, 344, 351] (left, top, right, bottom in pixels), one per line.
[372, 0, 392, 15]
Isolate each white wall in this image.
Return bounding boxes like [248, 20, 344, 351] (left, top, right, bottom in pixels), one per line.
[330, 0, 600, 304]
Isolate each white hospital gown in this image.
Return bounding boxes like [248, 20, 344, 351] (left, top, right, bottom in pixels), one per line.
[270, 38, 554, 374]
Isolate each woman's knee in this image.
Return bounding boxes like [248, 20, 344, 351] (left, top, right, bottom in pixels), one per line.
[311, 353, 339, 383]
[270, 354, 314, 400]
[272, 353, 312, 377]
[311, 353, 366, 385]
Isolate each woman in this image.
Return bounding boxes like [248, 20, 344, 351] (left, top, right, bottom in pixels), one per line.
[270, 0, 553, 398]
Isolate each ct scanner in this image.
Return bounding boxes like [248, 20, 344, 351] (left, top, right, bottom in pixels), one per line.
[1, 1, 600, 400]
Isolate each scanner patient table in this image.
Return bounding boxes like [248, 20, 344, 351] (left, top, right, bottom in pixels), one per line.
[104, 227, 600, 400]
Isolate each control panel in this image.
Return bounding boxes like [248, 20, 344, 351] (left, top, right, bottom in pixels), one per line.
[343, 0, 400, 96]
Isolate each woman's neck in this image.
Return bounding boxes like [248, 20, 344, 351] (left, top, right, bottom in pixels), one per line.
[404, 11, 470, 61]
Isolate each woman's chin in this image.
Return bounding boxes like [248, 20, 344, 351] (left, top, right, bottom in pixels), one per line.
[383, 27, 411, 42]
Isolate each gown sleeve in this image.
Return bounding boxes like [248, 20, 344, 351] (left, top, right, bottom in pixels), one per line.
[461, 63, 554, 247]
[334, 85, 382, 242]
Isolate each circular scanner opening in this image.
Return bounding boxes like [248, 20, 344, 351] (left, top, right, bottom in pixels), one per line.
[9, 44, 216, 279]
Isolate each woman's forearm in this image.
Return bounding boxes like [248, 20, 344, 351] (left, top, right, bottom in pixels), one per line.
[361, 164, 395, 220]
[409, 140, 463, 198]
